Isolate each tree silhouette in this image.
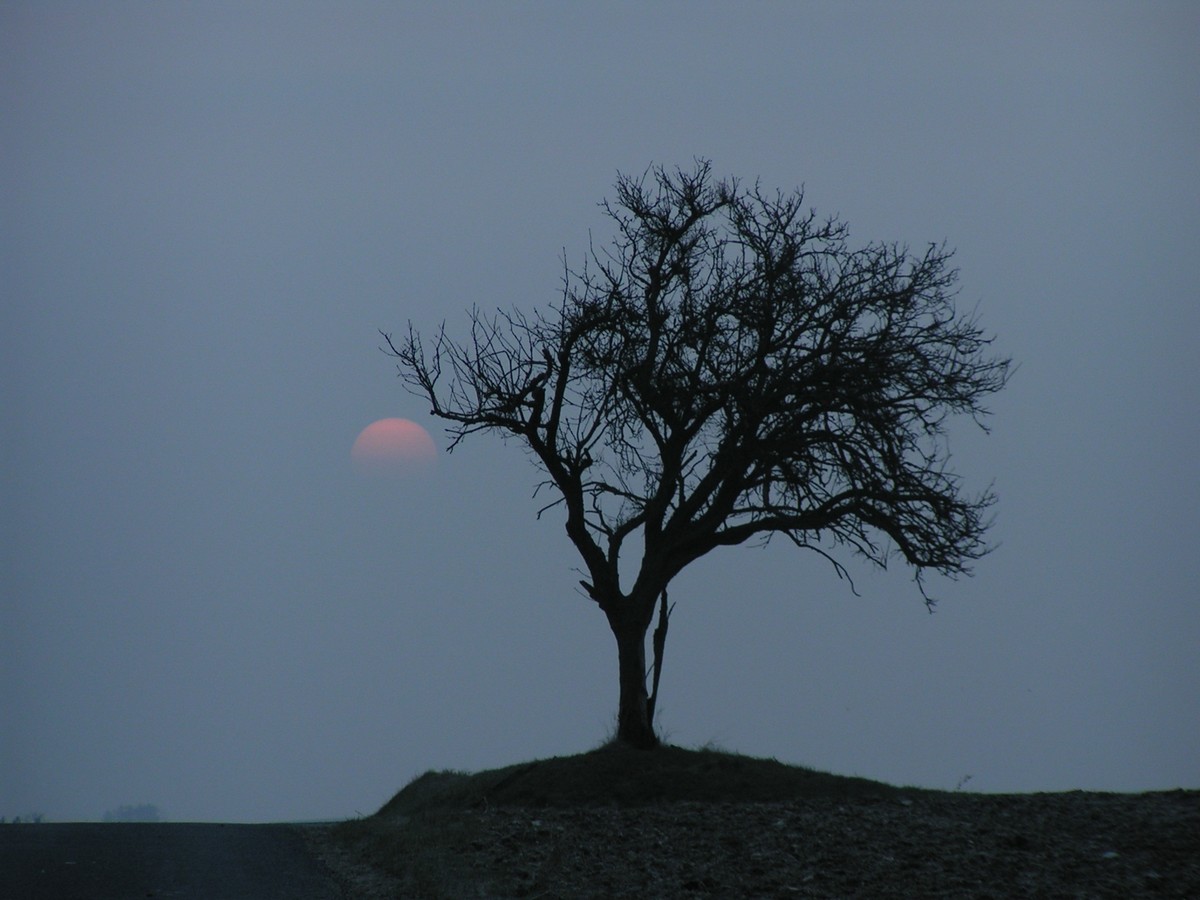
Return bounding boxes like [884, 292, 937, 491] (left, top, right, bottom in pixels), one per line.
[387, 162, 1011, 748]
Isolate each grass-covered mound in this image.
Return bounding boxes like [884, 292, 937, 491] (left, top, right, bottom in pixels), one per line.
[331, 747, 1199, 898]
[375, 742, 908, 820]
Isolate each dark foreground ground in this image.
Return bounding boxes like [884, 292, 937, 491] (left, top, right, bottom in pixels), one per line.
[0, 822, 347, 900]
[328, 744, 1200, 899]
[6, 747, 1197, 899]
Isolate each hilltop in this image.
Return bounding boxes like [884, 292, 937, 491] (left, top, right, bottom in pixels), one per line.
[322, 744, 1199, 899]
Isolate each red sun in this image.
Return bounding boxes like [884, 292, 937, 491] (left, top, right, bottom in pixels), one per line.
[351, 418, 437, 475]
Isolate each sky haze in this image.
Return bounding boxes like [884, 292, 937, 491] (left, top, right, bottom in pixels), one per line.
[3, 1, 1197, 823]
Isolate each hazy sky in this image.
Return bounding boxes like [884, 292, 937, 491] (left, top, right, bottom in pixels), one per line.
[3, 2, 1197, 823]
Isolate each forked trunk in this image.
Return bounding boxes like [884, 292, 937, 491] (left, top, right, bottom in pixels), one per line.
[612, 619, 659, 749]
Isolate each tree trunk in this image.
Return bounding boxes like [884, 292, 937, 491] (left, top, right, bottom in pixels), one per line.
[611, 618, 659, 749]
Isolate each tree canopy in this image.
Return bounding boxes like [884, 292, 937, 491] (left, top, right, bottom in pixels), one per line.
[386, 161, 1011, 746]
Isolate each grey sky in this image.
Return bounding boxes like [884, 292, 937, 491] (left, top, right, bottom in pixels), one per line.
[3, 2, 1197, 823]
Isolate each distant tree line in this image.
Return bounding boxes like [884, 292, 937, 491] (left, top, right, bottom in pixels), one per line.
[103, 803, 162, 822]
[1, 803, 164, 823]
[1, 812, 45, 824]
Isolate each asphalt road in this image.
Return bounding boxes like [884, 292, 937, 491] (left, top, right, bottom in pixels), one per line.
[0, 823, 347, 899]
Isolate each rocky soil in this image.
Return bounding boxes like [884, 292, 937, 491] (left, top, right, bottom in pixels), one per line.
[315, 788, 1199, 898]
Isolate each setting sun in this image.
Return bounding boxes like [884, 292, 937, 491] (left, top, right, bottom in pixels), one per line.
[351, 418, 437, 475]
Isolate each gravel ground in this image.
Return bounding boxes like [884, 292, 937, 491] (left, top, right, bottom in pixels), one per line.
[316, 789, 1199, 898]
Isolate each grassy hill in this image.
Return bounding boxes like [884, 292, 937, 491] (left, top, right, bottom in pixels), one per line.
[327, 744, 1198, 899]
[375, 742, 910, 819]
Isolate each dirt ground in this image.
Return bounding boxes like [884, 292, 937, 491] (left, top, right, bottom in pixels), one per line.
[315, 788, 1199, 898]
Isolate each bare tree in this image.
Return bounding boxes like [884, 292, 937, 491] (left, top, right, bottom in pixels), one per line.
[385, 161, 1011, 749]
